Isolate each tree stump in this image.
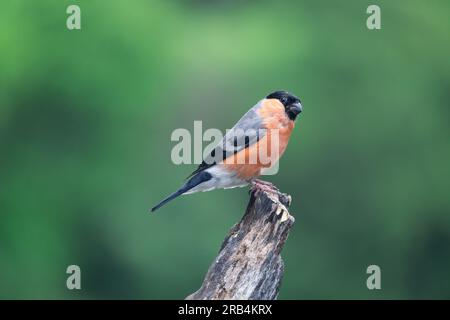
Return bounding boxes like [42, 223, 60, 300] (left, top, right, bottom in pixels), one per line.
[186, 182, 295, 300]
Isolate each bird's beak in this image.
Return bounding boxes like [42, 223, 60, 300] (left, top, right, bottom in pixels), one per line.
[289, 102, 303, 116]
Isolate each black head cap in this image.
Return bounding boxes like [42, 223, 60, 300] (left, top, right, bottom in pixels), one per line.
[266, 90, 302, 120]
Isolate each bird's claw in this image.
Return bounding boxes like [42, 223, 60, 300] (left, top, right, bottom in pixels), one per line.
[250, 179, 291, 222]
[250, 179, 277, 194]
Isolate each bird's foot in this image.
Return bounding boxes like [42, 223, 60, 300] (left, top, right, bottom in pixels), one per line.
[250, 179, 277, 194]
[275, 202, 290, 222]
[249, 179, 293, 222]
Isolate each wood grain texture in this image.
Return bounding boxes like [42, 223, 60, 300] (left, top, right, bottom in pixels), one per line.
[186, 182, 295, 300]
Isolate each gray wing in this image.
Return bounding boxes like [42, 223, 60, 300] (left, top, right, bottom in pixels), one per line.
[188, 101, 266, 177]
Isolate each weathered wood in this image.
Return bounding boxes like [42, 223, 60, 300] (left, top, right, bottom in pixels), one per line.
[186, 182, 295, 300]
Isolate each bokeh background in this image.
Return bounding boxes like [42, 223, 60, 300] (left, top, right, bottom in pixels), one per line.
[1, 0, 449, 299]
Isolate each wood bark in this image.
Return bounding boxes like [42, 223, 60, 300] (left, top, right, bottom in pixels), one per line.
[186, 183, 295, 300]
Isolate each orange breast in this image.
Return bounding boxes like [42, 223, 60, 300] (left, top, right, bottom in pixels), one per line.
[220, 99, 295, 180]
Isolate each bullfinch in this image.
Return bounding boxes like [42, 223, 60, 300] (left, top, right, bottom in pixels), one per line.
[151, 90, 303, 212]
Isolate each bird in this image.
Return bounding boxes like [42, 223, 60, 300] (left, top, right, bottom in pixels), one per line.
[150, 90, 303, 212]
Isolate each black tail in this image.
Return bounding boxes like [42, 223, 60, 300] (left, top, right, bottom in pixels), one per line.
[150, 171, 212, 213]
[150, 189, 184, 212]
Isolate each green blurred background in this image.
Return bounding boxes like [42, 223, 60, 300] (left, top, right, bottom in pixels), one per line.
[1, 0, 449, 299]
